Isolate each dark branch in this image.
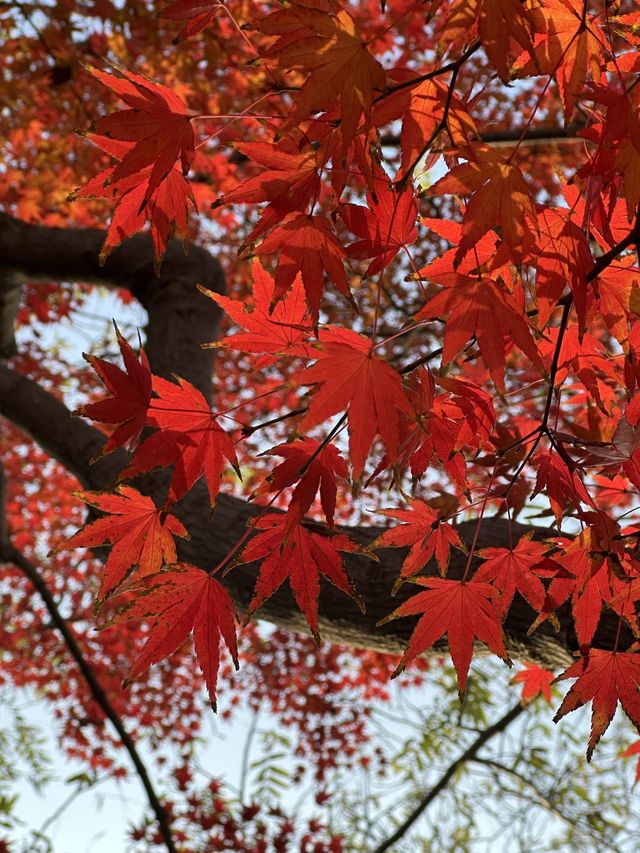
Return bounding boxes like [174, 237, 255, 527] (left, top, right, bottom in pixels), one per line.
[0, 463, 176, 853]
[371, 702, 526, 853]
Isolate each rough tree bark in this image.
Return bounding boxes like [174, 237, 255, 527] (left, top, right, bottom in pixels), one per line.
[0, 212, 627, 669]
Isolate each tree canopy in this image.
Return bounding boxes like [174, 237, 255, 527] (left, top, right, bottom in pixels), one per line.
[3, 0, 640, 850]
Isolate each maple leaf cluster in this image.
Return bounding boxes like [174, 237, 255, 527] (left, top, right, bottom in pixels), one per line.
[12, 0, 640, 765]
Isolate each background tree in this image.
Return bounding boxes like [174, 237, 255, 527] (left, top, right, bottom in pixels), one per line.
[2, 0, 640, 850]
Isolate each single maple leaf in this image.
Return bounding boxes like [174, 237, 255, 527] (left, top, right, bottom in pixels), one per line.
[425, 143, 537, 262]
[298, 328, 412, 479]
[77, 324, 152, 456]
[254, 438, 349, 533]
[76, 135, 196, 263]
[52, 486, 188, 601]
[513, 0, 606, 121]
[441, 0, 533, 83]
[370, 499, 466, 590]
[258, 3, 385, 144]
[621, 739, 640, 783]
[532, 450, 595, 525]
[255, 212, 352, 324]
[114, 563, 238, 710]
[380, 576, 510, 698]
[342, 177, 418, 276]
[511, 662, 555, 705]
[415, 274, 541, 392]
[124, 375, 240, 508]
[213, 135, 327, 245]
[88, 64, 196, 202]
[529, 205, 593, 328]
[239, 514, 363, 642]
[201, 259, 314, 368]
[161, 0, 222, 42]
[554, 649, 640, 761]
[475, 534, 551, 619]
[373, 75, 477, 176]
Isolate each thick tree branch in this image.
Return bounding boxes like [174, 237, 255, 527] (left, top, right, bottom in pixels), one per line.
[0, 213, 631, 669]
[0, 464, 176, 853]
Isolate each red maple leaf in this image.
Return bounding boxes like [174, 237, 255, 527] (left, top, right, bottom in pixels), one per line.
[53, 486, 188, 601]
[76, 135, 196, 263]
[239, 515, 363, 642]
[342, 177, 418, 276]
[123, 375, 240, 508]
[255, 213, 352, 324]
[77, 324, 151, 456]
[299, 328, 412, 480]
[202, 259, 314, 368]
[475, 534, 551, 619]
[370, 499, 467, 590]
[114, 563, 238, 710]
[161, 0, 223, 42]
[213, 134, 327, 244]
[415, 273, 541, 392]
[380, 577, 510, 698]
[511, 662, 555, 705]
[425, 143, 538, 262]
[87, 64, 196, 202]
[514, 0, 606, 121]
[254, 438, 349, 532]
[554, 649, 640, 761]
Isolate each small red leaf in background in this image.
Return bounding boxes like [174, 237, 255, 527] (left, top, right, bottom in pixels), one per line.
[239, 515, 363, 642]
[554, 650, 640, 761]
[370, 499, 466, 589]
[299, 328, 412, 479]
[77, 325, 152, 456]
[53, 486, 188, 601]
[621, 740, 640, 783]
[511, 662, 555, 705]
[380, 577, 510, 698]
[255, 438, 349, 532]
[114, 563, 238, 710]
[202, 259, 313, 368]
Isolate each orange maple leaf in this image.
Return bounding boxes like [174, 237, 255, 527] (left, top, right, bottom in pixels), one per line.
[370, 499, 467, 589]
[425, 143, 538, 262]
[53, 486, 188, 602]
[299, 328, 412, 479]
[441, 0, 533, 83]
[514, 0, 606, 121]
[259, 3, 385, 144]
[415, 274, 541, 392]
[88, 64, 196, 202]
[201, 259, 314, 368]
